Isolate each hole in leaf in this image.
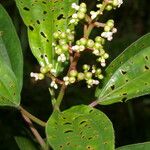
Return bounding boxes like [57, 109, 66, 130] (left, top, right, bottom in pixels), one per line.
[57, 14, 64, 20]
[80, 121, 86, 125]
[145, 82, 148, 86]
[110, 85, 115, 90]
[89, 109, 93, 113]
[121, 70, 127, 75]
[126, 79, 129, 82]
[40, 32, 46, 38]
[63, 122, 72, 125]
[43, 11, 47, 14]
[122, 93, 127, 96]
[64, 130, 73, 133]
[29, 25, 34, 31]
[46, 39, 49, 42]
[66, 142, 70, 145]
[145, 56, 149, 60]
[23, 7, 30, 11]
[40, 55, 44, 59]
[88, 137, 93, 140]
[122, 97, 127, 102]
[42, 1, 46, 4]
[145, 65, 149, 70]
[37, 20, 40, 24]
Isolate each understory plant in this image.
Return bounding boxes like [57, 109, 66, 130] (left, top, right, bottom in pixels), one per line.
[0, 0, 150, 149]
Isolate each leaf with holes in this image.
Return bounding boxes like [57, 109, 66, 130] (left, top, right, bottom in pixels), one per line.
[15, 136, 38, 150]
[0, 4, 23, 91]
[116, 142, 150, 150]
[46, 105, 114, 150]
[95, 33, 150, 105]
[15, 0, 78, 75]
[0, 58, 20, 107]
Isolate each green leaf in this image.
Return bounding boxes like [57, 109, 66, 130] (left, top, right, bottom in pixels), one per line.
[95, 33, 150, 105]
[0, 59, 20, 107]
[46, 105, 114, 150]
[15, 0, 78, 75]
[116, 142, 150, 150]
[15, 136, 38, 150]
[0, 4, 23, 90]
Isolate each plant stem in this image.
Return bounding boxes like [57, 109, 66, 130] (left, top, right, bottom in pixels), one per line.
[89, 100, 99, 107]
[19, 106, 46, 127]
[20, 112, 47, 150]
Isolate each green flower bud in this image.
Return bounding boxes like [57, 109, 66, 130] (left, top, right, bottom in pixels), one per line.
[95, 36, 102, 43]
[61, 44, 69, 51]
[77, 72, 85, 80]
[47, 64, 53, 71]
[77, 12, 85, 20]
[40, 67, 48, 74]
[80, 3, 86, 8]
[85, 72, 92, 79]
[83, 64, 90, 71]
[67, 34, 74, 41]
[107, 19, 114, 28]
[79, 7, 87, 13]
[70, 70, 78, 77]
[59, 39, 67, 45]
[55, 47, 62, 55]
[94, 42, 102, 49]
[98, 74, 104, 80]
[87, 39, 95, 48]
[80, 38, 87, 45]
[103, 53, 109, 59]
[104, 25, 111, 32]
[53, 32, 59, 39]
[96, 68, 102, 75]
[87, 79, 93, 85]
[69, 77, 76, 83]
[113, 0, 118, 7]
[38, 73, 45, 80]
[60, 32, 66, 39]
[105, 5, 113, 11]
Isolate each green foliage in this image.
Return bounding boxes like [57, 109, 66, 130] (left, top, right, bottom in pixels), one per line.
[0, 5, 23, 107]
[95, 34, 150, 105]
[15, 0, 78, 75]
[0, 4, 23, 91]
[46, 105, 114, 150]
[116, 142, 150, 150]
[15, 136, 38, 150]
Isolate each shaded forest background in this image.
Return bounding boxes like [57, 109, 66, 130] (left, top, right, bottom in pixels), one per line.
[0, 0, 150, 149]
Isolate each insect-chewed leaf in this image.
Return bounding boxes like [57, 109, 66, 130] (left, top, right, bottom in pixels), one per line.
[95, 33, 150, 105]
[15, 0, 78, 75]
[46, 105, 114, 150]
[15, 136, 38, 150]
[116, 142, 150, 150]
[0, 59, 20, 107]
[0, 4, 23, 91]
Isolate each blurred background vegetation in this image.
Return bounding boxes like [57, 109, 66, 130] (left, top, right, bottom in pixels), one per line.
[0, 0, 150, 149]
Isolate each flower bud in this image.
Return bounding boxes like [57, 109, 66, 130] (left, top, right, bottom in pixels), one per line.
[85, 72, 92, 79]
[87, 39, 95, 48]
[105, 5, 113, 11]
[70, 70, 78, 77]
[40, 67, 48, 74]
[38, 73, 45, 80]
[77, 73, 85, 80]
[69, 77, 76, 83]
[77, 12, 85, 20]
[83, 64, 90, 71]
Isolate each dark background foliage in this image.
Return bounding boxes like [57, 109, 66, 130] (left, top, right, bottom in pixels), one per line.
[0, 0, 150, 149]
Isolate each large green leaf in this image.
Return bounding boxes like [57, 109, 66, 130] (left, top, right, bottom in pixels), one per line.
[0, 58, 20, 107]
[15, 0, 78, 75]
[116, 142, 150, 150]
[0, 4, 23, 90]
[46, 105, 114, 150]
[95, 34, 150, 105]
[15, 136, 38, 150]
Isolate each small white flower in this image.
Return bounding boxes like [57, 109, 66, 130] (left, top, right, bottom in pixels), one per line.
[51, 68, 56, 74]
[70, 19, 76, 24]
[79, 45, 85, 51]
[30, 72, 39, 81]
[90, 11, 99, 20]
[63, 76, 70, 85]
[93, 80, 99, 85]
[72, 45, 80, 51]
[117, 0, 123, 8]
[58, 54, 66, 62]
[101, 32, 113, 41]
[93, 49, 100, 56]
[71, 3, 79, 10]
[101, 62, 106, 67]
[72, 13, 78, 19]
[50, 80, 58, 89]
[112, 28, 117, 33]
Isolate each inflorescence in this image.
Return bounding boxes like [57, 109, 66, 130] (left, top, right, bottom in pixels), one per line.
[30, 0, 123, 89]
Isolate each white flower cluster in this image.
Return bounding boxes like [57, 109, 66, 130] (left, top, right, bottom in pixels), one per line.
[101, 19, 117, 41]
[63, 65, 104, 88]
[50, 80, 58, 89]
[30, 72, 44, 81]
[53, 29, 75, 63]
[70, 3, 87, 25]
